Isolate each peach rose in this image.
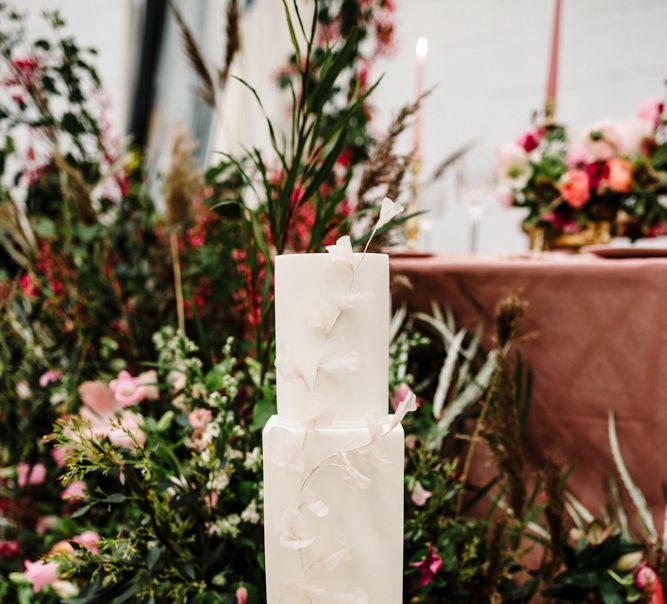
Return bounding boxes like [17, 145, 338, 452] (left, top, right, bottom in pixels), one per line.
[606, 158, 633, 193]
[558, 169, 590, 209]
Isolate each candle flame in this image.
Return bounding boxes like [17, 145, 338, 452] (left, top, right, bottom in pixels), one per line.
[416, 36, 429, 59]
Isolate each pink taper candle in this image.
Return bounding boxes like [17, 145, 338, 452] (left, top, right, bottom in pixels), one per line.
[545, 0, 562, 120]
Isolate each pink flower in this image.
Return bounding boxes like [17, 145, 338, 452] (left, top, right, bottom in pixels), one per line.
[605, 158, 633, 193]
[411, 481, 433, 506]
[79, 381, 116, 415]
[636, 565, 666, 604]
[16, 381, 31, 399]
[137, 370, 159, 400]
[61, 481, 86, 500]
[109, 370, 142, 407]
[496, 185, 515, 208]
[72, 531, 100, 554]
[51, 447, 66, 468]
[392, 384, 412, 412]
[558, 169, 590, 209]
[17, 462, 46, 487]
[23, 559, 59, 593]
[566, 145, 588, 168]
[582, 120, 624, 161]
[188, 408, 213, 431]
[39, 369, 62, 388]
[410, 544, 443, 587]
[35, 516, 57, 535]
[0, 540, 19, 558]
[236, 586, 248, 604]
[637, 97, 665, 128]
[19, 273, 39, 298]
[517, 128, 543, 152]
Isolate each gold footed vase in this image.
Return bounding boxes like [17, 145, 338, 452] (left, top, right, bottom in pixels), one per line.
[526, 221, 612, 252]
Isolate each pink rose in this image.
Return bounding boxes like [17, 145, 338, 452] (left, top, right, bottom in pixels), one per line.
[236, 586, 248, 604]
[79, 381, 116, 416]
[582, 120, 624, 161]
[410, 544, 443, 587]
[23, 559, 59, 593]
[17, 462, 46, 487]
[605, 158, 633, 193]
[0, 540, 19, 558]
[188, 408, 213, 431]
[39, 369, 62, 388]
[558, 169, 590, 209]
[72, 530, 100, 554]
[109, 370, 142, 407]
[137, 370, 160, 400]
[566, 145, 588, 168]
[637, 97, 665, 128]
[61, 481, 87, 501]
[517, 128, 543, 152]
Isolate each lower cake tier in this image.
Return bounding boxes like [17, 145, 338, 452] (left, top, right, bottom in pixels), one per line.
[262, 416, 404, 604]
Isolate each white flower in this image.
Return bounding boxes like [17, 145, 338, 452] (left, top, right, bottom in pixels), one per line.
[301, 478, 329, 518]
[375, 196, 404, 230]
[241, 500, 261, 524]
[325, 235, 354, 268]
[274, 344, 305, 384]
[340, 450, 372, 490]
[411, 481, 433, 506]
[16, 381, 31, 400]
[310, 537, 352, 571]
[303, 405, 335, 430]
[210, 513, 241, 537]
[334, 291, 374, 311]
[389, 388, 417, 431]
[279, 509, 315, 550]
[495, 142, 532, 189]
[319, 350, 361, 374]
[280, 580, 326, 604]
[269, 428, 305, 474]
[244, 446, 262, 471]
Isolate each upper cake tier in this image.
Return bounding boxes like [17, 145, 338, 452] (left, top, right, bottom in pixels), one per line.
[274, 252, 389, 422]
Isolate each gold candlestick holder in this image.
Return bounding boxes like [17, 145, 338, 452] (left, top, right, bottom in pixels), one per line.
[405, 154, 421, 250]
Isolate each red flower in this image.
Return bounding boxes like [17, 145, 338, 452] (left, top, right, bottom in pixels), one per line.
[517, 128, 544, 152]
[410, 543, 443, 587]
[584, 161, 609, 192]
[0, 540, 19, 558]
[19, 273, 39, 298]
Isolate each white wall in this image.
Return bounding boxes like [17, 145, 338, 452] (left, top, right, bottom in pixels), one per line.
[372, 0, 667, 252]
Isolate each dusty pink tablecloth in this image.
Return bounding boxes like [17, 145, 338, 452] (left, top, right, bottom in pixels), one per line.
[391, 252, 667, 526]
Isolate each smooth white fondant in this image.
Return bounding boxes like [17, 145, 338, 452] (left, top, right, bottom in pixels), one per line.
[263, 417, 404, 603]
[274, 253, 389, 422]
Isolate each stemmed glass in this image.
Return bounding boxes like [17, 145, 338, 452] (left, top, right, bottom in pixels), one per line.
[455, 157, 495, 254]
[417, 182, 447, 252]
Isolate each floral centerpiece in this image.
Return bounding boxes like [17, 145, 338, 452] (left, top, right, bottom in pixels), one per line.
[497, 97, 667, 250]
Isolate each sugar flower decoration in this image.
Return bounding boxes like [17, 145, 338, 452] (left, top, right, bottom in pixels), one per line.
[376, 196, 405, 230]
[303, 405, 335, 430]
[280, 580, 326, 604]
[269, 428, 305, 474]
[301, 478, 329, 518]
[310, 537, 353, 571]
[319, 350, 361, 374]
[279, 509, 315, 550]
[301, 298, 333, 332]
[340, 450, 372, 490]
[325, 235, 354, 268]
[330, 588, 370, 604]
[389, 388, 417, 431]
[334, 291, 374, 311]
[366, 412, 385, 441]
[274, 345, 305, 384]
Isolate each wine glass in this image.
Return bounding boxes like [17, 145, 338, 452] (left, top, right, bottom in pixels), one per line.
[455, 156, 495, 254]
[417, 182, 447, 252]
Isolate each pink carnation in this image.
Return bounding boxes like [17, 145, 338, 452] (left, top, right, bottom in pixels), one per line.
[24, 559, 59, 593]
[17, 462, 46, 487]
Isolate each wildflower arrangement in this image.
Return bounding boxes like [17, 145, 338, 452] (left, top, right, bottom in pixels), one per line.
[496, 97, 667, 243]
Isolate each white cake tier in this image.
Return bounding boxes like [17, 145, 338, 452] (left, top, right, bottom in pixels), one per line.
[274, 252, 389, 422]
[263, 416, 404, 603]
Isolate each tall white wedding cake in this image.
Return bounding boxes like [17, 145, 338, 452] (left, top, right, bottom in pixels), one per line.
[263, 225, 414, 603]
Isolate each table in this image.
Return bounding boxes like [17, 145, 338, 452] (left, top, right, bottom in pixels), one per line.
[391, 253, 667, 527]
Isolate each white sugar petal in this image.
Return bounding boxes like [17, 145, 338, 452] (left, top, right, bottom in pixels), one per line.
[280, 580, 326, 604]
[334, 291, 375, 311]
[389, 389, 417, 431]
[278, 509, 315, 551]
[325, 235, 354, 267]
[311, 539, 352, 571]
[340, 450, 372, 490]
[301, 298, 331, 332]
[376, 197, 404, 230]
[269, 428, 305, 474]
[320, 351, 361, 374]
[274, 345, 304, 384]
